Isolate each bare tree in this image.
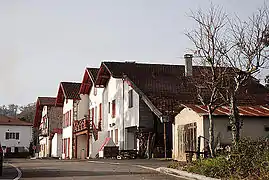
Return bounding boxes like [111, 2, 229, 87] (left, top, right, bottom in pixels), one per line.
[186, 5, 229, 157]
[222, 5, 269, 148]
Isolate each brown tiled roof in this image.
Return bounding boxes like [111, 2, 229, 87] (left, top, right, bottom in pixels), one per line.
[0, 115, 32, 126]
[61, 82, 81, 99]
[34, 97, 57, 128]
[38, 97, 56, 106]
[98, 61, 269, 115]
[87, 68, 99, 82]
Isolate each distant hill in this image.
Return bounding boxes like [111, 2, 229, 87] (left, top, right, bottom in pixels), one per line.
[0, 103, 36, 123]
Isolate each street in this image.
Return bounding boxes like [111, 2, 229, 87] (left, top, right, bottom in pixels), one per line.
[4, 159, 186, 180]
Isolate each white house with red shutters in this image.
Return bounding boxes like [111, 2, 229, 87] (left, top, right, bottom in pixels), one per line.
[55, 82, 81, 159]
[75, 68, 106, 159]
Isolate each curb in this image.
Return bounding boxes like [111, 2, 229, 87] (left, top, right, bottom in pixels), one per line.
[156, 167, 220, 180]
[8, 163, 22, 180]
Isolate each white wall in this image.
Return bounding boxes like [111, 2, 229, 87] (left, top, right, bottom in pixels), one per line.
[89, 86, 104, 126]
[62, 99, 74, 158]
[51, 133, 62, 157]
[103, 77, 140, 150]
[0, 125, 32, 150]
[78, 94, 89, 120]
[203, 116, 269, 145]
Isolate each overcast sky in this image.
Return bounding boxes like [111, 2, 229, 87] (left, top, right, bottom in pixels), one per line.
[0, 0, 267, 106]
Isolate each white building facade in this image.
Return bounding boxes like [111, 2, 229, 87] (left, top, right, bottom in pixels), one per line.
[0, 115, 32, 156]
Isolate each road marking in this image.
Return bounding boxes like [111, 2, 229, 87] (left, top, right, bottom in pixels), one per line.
[88, 160, 105, 164]
[8, 163, 22, 180]
[133, 165, 156, 171]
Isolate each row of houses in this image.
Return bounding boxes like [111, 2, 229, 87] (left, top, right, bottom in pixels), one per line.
[33, 54, 269, 161]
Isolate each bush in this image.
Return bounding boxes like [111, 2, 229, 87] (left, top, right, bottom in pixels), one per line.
[182, 138, 269, 179]
[167, 161, 186, 170]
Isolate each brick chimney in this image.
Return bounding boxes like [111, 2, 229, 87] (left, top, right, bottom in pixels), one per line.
[184, 54, 193, 76]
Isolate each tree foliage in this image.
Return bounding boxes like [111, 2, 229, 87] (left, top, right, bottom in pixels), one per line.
[0, 103, 36, 123]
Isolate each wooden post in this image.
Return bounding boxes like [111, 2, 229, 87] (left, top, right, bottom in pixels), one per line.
[164, 122, 167, 158]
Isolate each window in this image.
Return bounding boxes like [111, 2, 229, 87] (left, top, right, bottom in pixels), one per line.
[227, 126, 232, 131]
[5, 132, 19, 140]
[16, 133, 19, 140]
[94, 87, 97, 96]
[112, 100, 116, 118]
[115, 129, 118, 144]
[128, 90, 133, 108]
[108, 102, 111, 113]
[265, 126, 269, 131]
[111, 130, 114, 140]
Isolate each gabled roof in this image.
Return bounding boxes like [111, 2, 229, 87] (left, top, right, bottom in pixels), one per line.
[183, 104, 269, 117]
[0, 115, 32, 126]
[55, 82, 81, 106]
[79, 68, 99, 94]
[95, 61, 269, 118]
[34, 97, 57, 128]
[87, 68, 99, 81]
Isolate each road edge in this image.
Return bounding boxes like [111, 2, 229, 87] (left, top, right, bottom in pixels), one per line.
[8, 163, 22, 180]
[156, 167, 220, 180]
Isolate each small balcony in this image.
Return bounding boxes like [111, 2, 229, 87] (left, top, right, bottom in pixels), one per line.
[73, 118, 89, 133]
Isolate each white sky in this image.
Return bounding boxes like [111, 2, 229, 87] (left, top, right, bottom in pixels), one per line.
[0, 0, 267, 105]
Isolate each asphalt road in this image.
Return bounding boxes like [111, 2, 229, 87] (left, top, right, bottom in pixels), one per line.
[7, 159, 186, 180]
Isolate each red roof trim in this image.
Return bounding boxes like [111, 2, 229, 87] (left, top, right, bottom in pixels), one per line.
[79, 69, 93, 94]
[95, 63, 111, 87]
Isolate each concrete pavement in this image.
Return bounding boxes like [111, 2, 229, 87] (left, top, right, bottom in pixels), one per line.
[7, 158, 187, 180]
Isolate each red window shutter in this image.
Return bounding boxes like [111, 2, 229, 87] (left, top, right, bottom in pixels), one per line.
[69, 110, 72, 126]
[112, 100, 116, 118]
[67, 138, 70, 158]
[99, 103, 102, 120]
[92, 108, 94, 121]
[63, 139, 66, 155]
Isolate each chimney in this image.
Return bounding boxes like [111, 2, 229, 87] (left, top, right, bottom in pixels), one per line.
[184, 54, 193, 76]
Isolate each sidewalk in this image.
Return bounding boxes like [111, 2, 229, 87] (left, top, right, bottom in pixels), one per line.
[0, 163, 18, 180]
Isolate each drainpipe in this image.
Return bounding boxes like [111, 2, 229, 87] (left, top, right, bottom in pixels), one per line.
[122, 74, 126, 150]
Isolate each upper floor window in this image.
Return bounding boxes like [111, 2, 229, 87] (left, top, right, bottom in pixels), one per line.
[128, 90, 133, 108]
[5, 132, 19, 140]
[112, 100, 116, 118]
[108, 102, 111, 114]
[63, 110, 72, 127]
[94, 87, 97, 96]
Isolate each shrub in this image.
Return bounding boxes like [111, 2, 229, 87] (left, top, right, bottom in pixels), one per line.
[183, 138, 269, 179]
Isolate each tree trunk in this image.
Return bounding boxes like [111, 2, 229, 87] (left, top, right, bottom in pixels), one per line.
[229, 95, 241, 151]
[208, 106, 215, 157]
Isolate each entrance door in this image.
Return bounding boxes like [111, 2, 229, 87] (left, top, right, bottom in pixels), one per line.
[184, 122, 197, 152]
